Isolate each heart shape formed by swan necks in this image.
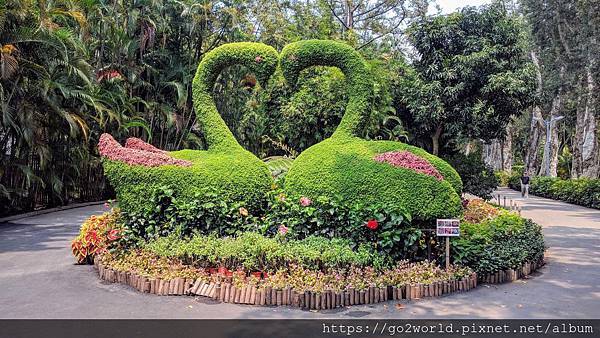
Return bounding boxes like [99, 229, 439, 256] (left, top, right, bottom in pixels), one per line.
[99, 40, 462, 223]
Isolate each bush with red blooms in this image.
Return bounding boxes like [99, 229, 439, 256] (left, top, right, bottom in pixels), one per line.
[98, 133, 191, 167]
[462, 199, 499, 224]
[373, 151, 443, 181]
[263, 190, 423, 262]
[71, 209, 123, 264]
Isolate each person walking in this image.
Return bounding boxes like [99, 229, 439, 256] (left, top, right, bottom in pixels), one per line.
[520, 172, 530, 198]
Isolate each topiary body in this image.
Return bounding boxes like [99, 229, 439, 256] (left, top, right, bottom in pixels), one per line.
[102, 43, 277, 215]
[281, 40, 462, 220]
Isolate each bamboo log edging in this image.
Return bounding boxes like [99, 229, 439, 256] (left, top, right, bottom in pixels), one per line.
[478, 258, 545, 285]
[92, 256, 543, 309]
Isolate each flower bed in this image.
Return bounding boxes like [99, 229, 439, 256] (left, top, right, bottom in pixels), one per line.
[93, 247, 544, 309]
[94, 252, 477, 308]
[75, 199, 545, 309]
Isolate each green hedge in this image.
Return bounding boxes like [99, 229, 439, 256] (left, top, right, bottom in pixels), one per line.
[281, 40, 462, 221]
[451, 213, 545, 275]
[144, 232, 382, 272]
[103, 42, 277, 215]
[509, 174, 600, 209]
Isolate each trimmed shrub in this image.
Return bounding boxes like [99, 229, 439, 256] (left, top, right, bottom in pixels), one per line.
[144, 232, 382, 272]
[262, 190, 423, 261]
[122, 185, 422, 262]
[446, 152, 498, 200]
[508, 165, 599, 209]
[525, 177, 600, 209]
[452, 211, 545, 275]
[280, 40, 462, 221]
[494, 170, 510, 187]
[284, 138, 462, 221]
[101, 42, 277, 216]
[118, 186, 264, 241]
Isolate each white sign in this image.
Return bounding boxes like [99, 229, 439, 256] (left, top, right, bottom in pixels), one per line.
[436, 219, 460, 237]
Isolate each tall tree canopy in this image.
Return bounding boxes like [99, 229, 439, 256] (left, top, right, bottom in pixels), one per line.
[398, 5, 535, 155]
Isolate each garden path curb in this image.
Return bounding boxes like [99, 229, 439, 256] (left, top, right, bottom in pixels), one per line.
[0, 200, 107, 223]
[93, 256, 544, 310]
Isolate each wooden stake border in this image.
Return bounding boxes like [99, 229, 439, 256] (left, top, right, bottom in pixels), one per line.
[92, 256, 544, 309]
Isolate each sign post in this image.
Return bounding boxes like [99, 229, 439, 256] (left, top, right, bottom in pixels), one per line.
[436, 219, 460, 270]
[445, 237, 450, 270]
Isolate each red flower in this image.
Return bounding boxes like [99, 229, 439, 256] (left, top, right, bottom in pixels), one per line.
[366, 219, 378, 230]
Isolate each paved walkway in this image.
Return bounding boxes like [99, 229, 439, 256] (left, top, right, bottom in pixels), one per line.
[1, 188, 599, 319]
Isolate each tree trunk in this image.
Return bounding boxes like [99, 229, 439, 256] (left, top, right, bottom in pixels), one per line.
[502, 125, 513, 172]
[539, 77, 564, 177]
[431, 125, 442, 156]
[483, 123, 513, 172]
[524, 51, 544, 175]
[572, 46, 598, 178]
[548, 109, 561, 178]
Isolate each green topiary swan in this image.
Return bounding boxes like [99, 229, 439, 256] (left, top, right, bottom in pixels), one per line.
[280, 40, 463, 220]
[100, 42, 277, 215]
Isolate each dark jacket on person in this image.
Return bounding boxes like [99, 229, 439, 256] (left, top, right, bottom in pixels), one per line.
[520, 175, 530, 185]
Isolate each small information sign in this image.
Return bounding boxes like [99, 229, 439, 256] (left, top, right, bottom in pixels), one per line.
[436, 219, 460, 237]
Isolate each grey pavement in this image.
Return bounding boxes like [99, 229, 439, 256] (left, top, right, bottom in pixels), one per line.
[0, 187, 599, 319]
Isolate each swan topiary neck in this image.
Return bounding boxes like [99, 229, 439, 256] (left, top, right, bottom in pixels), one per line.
[279, 40, 373, 139]
[192, 42, 278, 152]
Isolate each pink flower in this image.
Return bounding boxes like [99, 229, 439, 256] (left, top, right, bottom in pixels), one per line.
[98, 133, 192, 167]
[125, 137, 166, 154]
[373, 151, 443, 181]
[299, 196, 312, 207]
[255, 56, 263, 63]
[278, 225, 288, 235]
